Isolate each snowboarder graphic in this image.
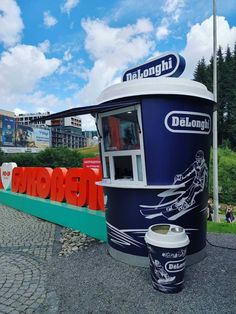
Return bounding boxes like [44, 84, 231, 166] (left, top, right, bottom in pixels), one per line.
[149, 252, 175, 285]
[166, 150, 208, 212]
[139, 150, 208, 220]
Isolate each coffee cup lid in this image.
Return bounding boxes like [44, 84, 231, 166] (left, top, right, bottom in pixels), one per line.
[145, 224, 190, 248]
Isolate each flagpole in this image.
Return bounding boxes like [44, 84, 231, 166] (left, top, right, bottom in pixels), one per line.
[212, 0, 219, 221]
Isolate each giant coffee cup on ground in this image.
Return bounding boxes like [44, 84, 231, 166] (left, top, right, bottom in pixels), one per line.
[145, 224, 190, 293]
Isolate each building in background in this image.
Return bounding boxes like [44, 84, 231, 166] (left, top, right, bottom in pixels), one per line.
[15, 112, 51, 127]
[0, 109, 15, 118]
[0, 110, 50, 153]
[15, 113, 85, 149]
[0, 110, 16, 147]
[50, 116, 86, 148]
[82, 130, 98, 146]
[14, 112, 51, 151]
[0, 109, 97, 152]
[15, 124, 50, 149]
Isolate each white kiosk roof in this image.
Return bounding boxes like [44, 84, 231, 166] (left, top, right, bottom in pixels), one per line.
[31, 78, 214, 123]
[97, 77, 214, 104]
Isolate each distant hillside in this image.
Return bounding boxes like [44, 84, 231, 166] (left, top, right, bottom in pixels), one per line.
[78, 145, 99, 158]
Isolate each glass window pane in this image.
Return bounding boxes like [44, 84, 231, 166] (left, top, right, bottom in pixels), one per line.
[102, 110, 140, 152]
[105, 157, 110, 178]
[136, 155, 143, 181]
[114, 156, 133, 180]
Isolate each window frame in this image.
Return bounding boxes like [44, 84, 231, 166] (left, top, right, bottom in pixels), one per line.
[99, 104, 147, 185]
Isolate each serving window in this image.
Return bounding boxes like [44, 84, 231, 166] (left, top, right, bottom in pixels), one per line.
[102, 110, 140, 151]
[114, 156, 133, 180]
[99, 105, 146, 185]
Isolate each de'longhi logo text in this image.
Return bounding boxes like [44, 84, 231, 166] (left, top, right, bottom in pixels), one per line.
[164, 111, 211, 135]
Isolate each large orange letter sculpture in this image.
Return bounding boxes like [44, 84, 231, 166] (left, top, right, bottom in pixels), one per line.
[12, 167, 104, 211]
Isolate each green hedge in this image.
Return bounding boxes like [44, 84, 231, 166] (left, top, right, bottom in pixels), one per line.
[0, 147, 82, 168]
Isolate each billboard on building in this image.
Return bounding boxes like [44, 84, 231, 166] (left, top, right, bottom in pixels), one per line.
[1, 116, 15, 147]
[15, 125, 34, 147]
[15, 124, 50, 148]
[33, 128, 50, 148]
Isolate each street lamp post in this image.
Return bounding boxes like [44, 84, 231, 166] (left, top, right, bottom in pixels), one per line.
[212, 0, 219, 221]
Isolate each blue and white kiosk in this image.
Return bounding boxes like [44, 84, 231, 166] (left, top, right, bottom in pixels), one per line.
[38, 53, 214, 266]
[96, 76, 213, 266]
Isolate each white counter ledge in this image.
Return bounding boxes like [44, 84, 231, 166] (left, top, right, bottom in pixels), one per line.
[96, 181, 185, 189]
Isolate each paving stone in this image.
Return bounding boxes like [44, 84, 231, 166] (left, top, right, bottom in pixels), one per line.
[3, 298, 15, 306]
[0, 205, 55, 313]
[24, 299, 34, 305]
[9, 308, 18, 314]
[2, 293, 14, 300]
[25, 308, 34, 314]
[0, 304, 11, 312]
[11, 301, 24, 309]
[0, 287, 10, 294]
[16, 305, 28, 312]
[3, 306, 15, 314]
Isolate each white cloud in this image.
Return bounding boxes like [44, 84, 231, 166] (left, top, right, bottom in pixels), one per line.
[58, 57, 89, 80]
[156, 25, 169, 40]
[135, 18, 154, 33]
[82, 18, 154, 67]
[76, 18, 154, 105]
[80, 114, 96, 131]
[21, 92, 63, 109]
[14, 107, 27, 115]
[182, 16, 236, 78]
[2, 91, 64, 116]
[63, 49, 72, 61]
[156, 18, 170, 40]
[75, 60, 117, 106]
[156, 0, 185, 40]
[38, 40, 50, 53]
[61, 0, 80, 14]
[162, 0, 185, 15]
[43, 11, 58, 28]
[0, 45, 61, 98]
[0, 0, 24, 47]
[62, 18, 154, 129]
[112, 0, 162, 22]
[73, 63, 90, 80]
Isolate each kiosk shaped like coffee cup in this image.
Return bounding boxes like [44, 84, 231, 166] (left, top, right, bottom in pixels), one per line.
[145, 224, 190, 293]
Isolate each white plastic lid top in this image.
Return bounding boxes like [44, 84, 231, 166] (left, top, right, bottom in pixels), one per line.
[145, 224, 190, 249]
[97, 77, 214, 105]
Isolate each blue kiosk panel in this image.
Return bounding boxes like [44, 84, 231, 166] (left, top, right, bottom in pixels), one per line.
[141, 96, 212, 185]
[97, 78, 214, 266]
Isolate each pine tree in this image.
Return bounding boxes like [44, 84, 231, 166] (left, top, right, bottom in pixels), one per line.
[193, 42, 236, 150]
[216, 46, 225, 146]
[223, 46, 234, 145]
[230, 43, 236, 149]
[193, 58, 208, 86]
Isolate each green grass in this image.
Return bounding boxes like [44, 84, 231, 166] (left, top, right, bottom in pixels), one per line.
[207, 221, 236, 234]
[78, 145, 99, 158]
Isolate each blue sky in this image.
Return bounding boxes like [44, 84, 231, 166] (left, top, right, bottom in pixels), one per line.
[0, 0, 236, 129]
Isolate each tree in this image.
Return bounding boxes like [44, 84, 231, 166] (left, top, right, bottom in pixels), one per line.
[193, 43, 236, 150]
[217, 46, 226, 146]
[193, 58, 209, 86]
[0, 147, 83, 168]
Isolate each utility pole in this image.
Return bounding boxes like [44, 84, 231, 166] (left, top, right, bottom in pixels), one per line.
[212, 0, 219, 222]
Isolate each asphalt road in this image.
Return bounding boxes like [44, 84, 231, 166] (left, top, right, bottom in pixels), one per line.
[1, 204, 236, 314]
[44, 230, 236, 314]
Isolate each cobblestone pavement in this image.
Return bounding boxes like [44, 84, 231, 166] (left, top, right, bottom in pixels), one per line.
[0, 205, 56, 314]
